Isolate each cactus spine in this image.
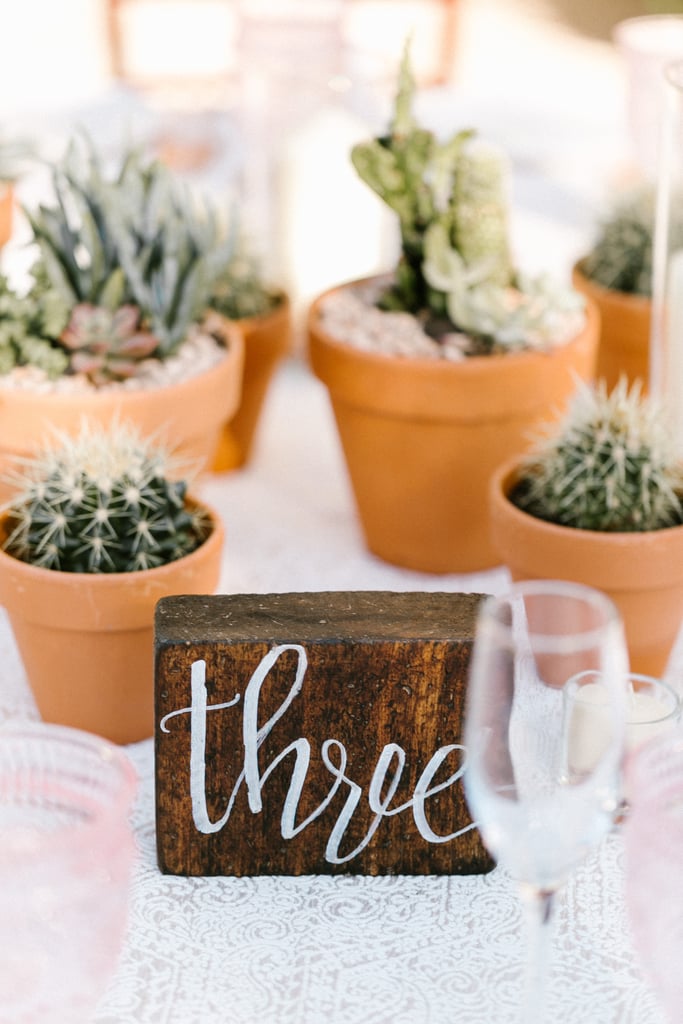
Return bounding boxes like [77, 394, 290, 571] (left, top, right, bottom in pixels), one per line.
[512, 378, 683, 532]
[2, 421, 210, 572]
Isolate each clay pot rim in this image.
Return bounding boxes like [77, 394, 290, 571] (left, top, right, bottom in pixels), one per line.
[309, 275, 599, 421]
[492, 456, 683, 544]
[491, 457, 683, 594]
[0, 497, 223, 588]
[309, 273, 600, 376]
[221, 290, 290, 332]
[572, 259, 652, 312]
[0, 322, 244, 412]
[209, 294, 291, 354]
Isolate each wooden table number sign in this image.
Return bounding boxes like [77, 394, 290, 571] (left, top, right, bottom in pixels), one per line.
[154, 591, 494, 877]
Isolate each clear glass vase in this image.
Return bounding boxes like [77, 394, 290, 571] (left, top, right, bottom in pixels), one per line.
[613, 16, 683, 180]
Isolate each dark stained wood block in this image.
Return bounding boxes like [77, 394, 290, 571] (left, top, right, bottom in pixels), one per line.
[154, 591, 493, 877]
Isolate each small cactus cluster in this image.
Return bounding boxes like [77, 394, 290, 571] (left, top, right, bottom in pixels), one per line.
[2, 421, 210, 573]
[512, 378, 683, 532]
[350, 45, 580, 352]
[581, 185, 654, 296]
[581, 184, 683, 297]
[207, 247, 281, 321]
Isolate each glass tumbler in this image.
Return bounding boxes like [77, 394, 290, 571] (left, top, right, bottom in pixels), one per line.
[0, 721, 137, 1024]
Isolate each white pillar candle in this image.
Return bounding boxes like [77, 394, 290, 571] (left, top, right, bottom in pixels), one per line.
[565, 675, 681, 778]
[566, 681, 615, 777]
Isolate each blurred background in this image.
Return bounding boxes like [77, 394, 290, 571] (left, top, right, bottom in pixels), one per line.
[1, 0, 682, 329]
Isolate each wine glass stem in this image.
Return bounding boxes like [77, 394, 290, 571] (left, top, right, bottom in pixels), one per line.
[520, 886, 556, 1024]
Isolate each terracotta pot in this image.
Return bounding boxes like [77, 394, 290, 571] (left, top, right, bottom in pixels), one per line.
[308, 278, 599, 574]
[211, 295, 292, 471]
[572, 261, 651, 391]
[489, 459, 683, 678]
[0, 502, 224, 745]
[0, 182, 13, 248]
[0, 321, 244, 502]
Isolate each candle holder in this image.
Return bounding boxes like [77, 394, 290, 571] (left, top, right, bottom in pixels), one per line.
[563, 670, 680, 815]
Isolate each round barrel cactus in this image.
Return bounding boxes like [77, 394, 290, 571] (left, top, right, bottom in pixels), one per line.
[512, 378, 683, 532]
[2, 421, 211, 572]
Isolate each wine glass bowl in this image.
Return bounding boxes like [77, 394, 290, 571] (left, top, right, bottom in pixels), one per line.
[463, 580, 628, 1021]
[0, 721, 137, 1024]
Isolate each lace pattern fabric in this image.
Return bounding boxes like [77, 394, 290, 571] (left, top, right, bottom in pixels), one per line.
[92, 739, 662, 1024]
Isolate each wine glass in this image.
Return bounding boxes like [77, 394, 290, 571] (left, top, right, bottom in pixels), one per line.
[463, 580, 628, 1023]
[0, 721, 137, 1024]
[623, 730, 683, 1022]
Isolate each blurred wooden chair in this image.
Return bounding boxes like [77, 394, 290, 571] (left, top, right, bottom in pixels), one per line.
[343, 0, 461, 87]
[105, 0, 238, 102]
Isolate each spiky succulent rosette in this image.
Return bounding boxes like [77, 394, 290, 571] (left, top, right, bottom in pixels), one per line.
[60, 303, 158, 384]
[512, 378, 683, 532]
[2, 421, 210, 572]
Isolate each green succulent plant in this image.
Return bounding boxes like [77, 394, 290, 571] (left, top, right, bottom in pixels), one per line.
[511, 377, 683, 532]
[0, 269, 70, 378]
[350, 44, 581, 353]
[24, 134, 235, 361]
[1, 420, 211, 573]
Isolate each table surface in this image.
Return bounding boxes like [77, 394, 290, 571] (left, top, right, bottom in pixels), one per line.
[0, 355, 669, 1024]
[0, 14, 669, 1015]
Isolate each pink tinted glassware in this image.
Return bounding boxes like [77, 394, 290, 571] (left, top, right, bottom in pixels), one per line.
[0, 721, 137, 1024]
[623, 730, 683, 1022]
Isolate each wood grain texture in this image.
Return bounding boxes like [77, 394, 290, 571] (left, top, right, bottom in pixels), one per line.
[155, 591, 494, 877]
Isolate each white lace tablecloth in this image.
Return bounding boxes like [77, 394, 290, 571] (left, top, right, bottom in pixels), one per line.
[0, 359, 667, 1024]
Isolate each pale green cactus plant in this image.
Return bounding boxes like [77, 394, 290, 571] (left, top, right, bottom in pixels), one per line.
[351, 44, 581, 353]
[351, 46, 511, 321]
[511, 377, 683, 532]
[423, 227, 584, 354]
[24, 134, 236, 362]
[2, 420, 210, 573]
